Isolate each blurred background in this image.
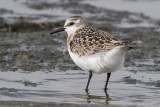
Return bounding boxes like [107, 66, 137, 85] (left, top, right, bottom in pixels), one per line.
[0, 0, 160, 107]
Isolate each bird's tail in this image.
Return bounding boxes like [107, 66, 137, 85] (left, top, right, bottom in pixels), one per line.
[122, 40, 134, 50]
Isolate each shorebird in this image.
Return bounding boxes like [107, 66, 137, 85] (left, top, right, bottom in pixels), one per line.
[50, 16, 132, 92]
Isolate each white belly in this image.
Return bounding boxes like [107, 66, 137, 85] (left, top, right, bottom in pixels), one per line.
[68, 46, 127, 74]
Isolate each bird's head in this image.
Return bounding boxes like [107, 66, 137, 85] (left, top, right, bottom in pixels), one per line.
[50, 16, 88, 35]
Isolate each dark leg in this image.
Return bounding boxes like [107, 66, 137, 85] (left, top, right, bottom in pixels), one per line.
[104, 73, 111, 92]
[85, 71, 92, 91]
[104, 89, 110, 104]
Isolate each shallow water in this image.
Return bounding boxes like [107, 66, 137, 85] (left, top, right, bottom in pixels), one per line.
[0, 69, 160, 107]
[0, 0, 160, 107]
[84, 0, 160, 19]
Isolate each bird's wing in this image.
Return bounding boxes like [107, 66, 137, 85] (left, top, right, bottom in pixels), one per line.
[69, 27, 125, 56]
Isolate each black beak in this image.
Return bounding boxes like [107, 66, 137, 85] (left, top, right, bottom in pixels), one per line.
[50, 27, 65, 34]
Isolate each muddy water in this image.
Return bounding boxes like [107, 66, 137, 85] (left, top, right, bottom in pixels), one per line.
[0, 0, 160, 107]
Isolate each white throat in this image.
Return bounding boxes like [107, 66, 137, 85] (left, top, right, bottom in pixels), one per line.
[65, 26, 79, 35]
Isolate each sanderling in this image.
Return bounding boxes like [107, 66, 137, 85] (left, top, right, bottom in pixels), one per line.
[50, 16, 132, 92]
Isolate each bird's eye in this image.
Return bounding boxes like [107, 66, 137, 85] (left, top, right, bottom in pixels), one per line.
[69, 22, 74, 26]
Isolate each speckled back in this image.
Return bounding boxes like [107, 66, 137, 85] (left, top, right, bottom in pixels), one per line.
[69, 26, 125, 56]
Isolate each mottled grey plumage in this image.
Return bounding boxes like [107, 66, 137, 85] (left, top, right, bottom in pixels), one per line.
[69, 26, 125, 56]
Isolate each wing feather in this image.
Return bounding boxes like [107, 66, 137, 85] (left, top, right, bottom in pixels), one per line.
[70, 26, 125, 56]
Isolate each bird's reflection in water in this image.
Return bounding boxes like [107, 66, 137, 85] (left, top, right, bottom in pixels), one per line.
[85, 89, 111, 104]
[104, 89, 110, 103]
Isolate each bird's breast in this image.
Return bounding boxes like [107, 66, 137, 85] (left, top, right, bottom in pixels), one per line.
[68, 46, 127, 74]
